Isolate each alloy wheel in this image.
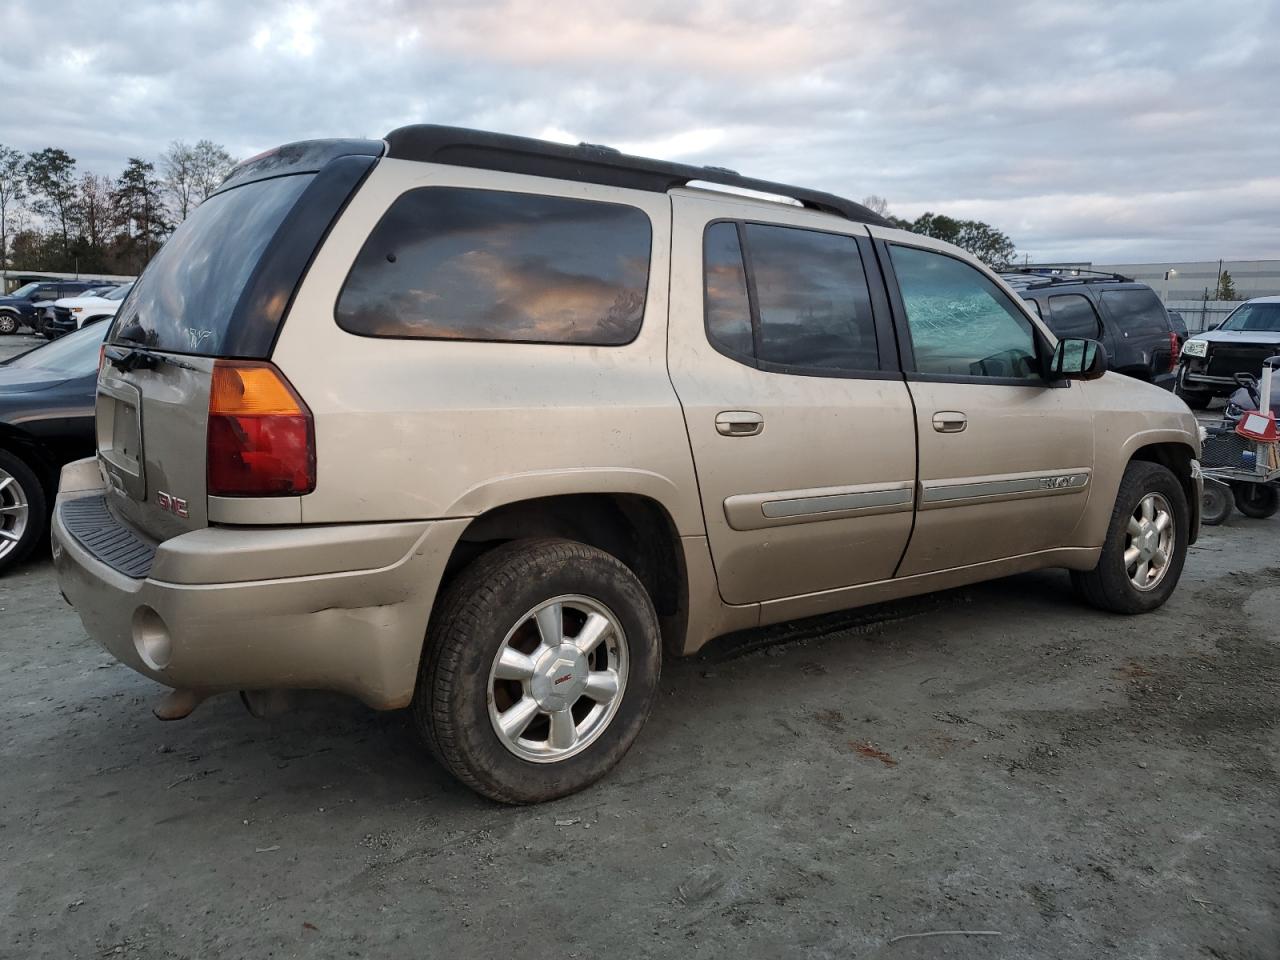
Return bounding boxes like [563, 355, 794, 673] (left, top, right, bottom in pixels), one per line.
[0, 468, 30, 560]
[487, 594, 629, 763]
[1124, 492, 1175, 591]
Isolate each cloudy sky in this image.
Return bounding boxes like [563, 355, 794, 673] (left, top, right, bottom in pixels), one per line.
[5, 0, 1278, 263]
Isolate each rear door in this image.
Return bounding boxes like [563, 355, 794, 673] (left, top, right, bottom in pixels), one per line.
[669, 194, 916, 604]
[95, 147, 378, 542]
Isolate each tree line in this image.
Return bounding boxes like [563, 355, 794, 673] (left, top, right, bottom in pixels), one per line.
[861, 195, 1018, 268]
[0, 140, 236, 278]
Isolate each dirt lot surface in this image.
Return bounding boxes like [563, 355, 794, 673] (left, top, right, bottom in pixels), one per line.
[2, 507, 1277, 959]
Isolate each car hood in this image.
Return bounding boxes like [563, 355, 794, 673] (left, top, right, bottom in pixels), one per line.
[1190, 329, 1280, 347]
[0, 362, 69, 394]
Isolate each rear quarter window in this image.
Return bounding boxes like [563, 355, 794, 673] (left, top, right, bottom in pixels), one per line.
[336, 187, 652, 345]
[1100, 288, 1170, 336]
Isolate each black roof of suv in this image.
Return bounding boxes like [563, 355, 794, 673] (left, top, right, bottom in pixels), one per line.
[1000, 269, 1179, 388]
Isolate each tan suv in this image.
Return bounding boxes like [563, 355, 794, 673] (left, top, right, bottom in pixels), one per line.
[53, 127, 1202, 803]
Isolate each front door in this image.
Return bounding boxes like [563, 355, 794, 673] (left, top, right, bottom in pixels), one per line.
[871, 233, 1095, 576]
[668, 194, 916, 604]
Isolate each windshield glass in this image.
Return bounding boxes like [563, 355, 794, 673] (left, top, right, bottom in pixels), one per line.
[4, 322, 108, 373]
[111, 175, 312, 354]
[7, 282, 41, 299]
[104, 282, 134, 301]
[1220, 302, 1280, 333]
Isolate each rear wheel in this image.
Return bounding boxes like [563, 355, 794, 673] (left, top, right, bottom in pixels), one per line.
[414, 538, 662, 804]
[0, 313, 18, 335]
[1232, 482, 1279, 520]
[1072, 461, 1188, 614]
[0, 450, 47, 574]
[1201, 479, 1233, 526]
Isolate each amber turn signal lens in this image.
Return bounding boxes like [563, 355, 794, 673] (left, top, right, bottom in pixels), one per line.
[209, 362, 306, 416]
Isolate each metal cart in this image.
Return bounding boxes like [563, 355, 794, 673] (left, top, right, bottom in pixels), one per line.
[1199, 426, 1280, 524]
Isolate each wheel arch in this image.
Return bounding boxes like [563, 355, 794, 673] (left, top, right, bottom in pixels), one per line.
[441, 491, 692, 657]
[1127, 437, 1200, 544]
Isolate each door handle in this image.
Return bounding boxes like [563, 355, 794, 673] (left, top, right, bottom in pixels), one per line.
[715, 411, 764, 437]
[932, 411, 967, 433]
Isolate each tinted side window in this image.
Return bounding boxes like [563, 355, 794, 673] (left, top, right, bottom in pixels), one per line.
[745, 224, 879, 371]
[1047, 294, 1103, 339]
[890, 245, 1040, 380]
[337, 188, 652, 345]
[35, 285, 58, 299]
[703, 222, 753, 358]
[1100, 288, 1169, 335]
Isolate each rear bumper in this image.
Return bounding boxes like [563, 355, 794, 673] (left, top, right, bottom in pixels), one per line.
[52, 461, 467, 709]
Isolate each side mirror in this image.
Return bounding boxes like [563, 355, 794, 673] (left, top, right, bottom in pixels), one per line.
[1050, 338, 1107, 381]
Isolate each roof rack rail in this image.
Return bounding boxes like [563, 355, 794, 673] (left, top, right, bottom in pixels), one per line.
[1002, 266, 1134, 283]
[383, 125, 889, 227]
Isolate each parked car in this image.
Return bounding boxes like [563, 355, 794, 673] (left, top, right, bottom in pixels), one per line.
[1167, 309, 1189, 346]
[34, 286, 117, 338]
[1176, 297, 1280, 409]
[43, 282, 135, 339]
[1002, 271, 1181, 388]
[0, 280, 112, 334]
[0, 323, 107, 572]
[52, 128, 1202, 803]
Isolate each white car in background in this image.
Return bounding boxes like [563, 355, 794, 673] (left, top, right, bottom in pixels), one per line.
[44, 282, 135, 339]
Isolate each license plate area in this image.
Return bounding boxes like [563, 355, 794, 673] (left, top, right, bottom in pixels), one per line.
[95, 376, 146, 502]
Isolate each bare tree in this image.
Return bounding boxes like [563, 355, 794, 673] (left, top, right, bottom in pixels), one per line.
[192, 140, 236, 202]
[77, 173, 113, 257]
[160, 140, 198, 222]
[162, 139, 236, 223]
[860, 194, 890, 217]
[0, 145, 24, 272]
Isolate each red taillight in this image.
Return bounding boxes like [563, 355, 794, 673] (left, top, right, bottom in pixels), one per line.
[206, 360, 315, 497]
[1168, 331, 1180, 372]
[98, 345, 106, 375]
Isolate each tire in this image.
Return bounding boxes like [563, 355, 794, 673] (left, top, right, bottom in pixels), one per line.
[0, 313, 18, 336]
[414, 537, 662, 804]
[1071, 461, 1189, 614]
[1232, 482, 1279, 520]
[1201, 480, 1233, 526]
[0, 450, 48, 575]
[1175, 386, 1212, 410]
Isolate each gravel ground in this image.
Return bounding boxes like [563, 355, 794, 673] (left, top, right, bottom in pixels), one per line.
[2, 519, 1278, 959]
[1, 332, 1276, 958]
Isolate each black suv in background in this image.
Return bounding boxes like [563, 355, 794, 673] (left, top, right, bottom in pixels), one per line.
[1001, 271, 1179, 388]
[0, 280, 111, 335]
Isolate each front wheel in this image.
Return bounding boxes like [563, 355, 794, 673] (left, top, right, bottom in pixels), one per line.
[1071, 461, 1188, 614]
[0, 313, 18, 336]
[414, 538, 662, 804]
[1233, 482, 1279, 520]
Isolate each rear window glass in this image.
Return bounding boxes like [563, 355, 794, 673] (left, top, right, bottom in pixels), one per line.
[336, 187, 652, 345]
[746, 223, 879, 371]
[1100, 288, 1169, 335]
[703, 222, 754, 357]
[111, 174, 312, 355]
[1047, 294, 1103, 339]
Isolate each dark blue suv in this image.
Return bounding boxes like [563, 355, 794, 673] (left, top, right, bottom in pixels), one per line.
[0, 280, 110, 335]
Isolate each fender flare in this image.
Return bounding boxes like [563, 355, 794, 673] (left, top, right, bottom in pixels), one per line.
[444, 467, 704, 537]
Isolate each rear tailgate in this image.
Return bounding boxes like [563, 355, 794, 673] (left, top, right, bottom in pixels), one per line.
[92, 140, 381, 545]
[97, 356, 215, 542]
